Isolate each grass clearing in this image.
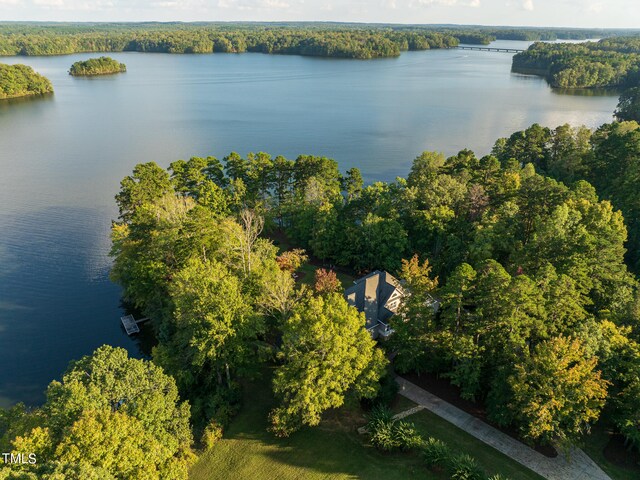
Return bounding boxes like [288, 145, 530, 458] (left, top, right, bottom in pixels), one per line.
[190, 371, 543, 480]
[190, 372, 432, 480]
[297, 263, 355, 290]
[268, 228, 356, 290]
[389, 394, 419, 415]
[581, 422, 640, 480]
[408, 409, 543, 480]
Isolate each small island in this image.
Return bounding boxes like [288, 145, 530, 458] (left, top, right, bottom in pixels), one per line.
[69, 56, 126, 76]
[0, 63, 53, 100]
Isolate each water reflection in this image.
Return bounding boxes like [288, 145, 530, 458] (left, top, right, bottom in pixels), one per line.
[0, 46, 620, 405]
[552, 87, 621, 97]
[0, 92, 54, 110]
[0, 206, 136, 406]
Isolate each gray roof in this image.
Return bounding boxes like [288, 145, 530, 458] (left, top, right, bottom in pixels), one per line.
[345, 271, 405, 330]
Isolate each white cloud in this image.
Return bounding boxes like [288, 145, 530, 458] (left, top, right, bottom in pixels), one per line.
[0, 0, 637, 28]
[27, 0, 123, 10]
[417, 0, 457, 5]
[261, 0, 289, 7]
[416, 0, 480, 6]
[149, 0, 209, 8]
[217, 0, 291, 9]
[505, 0, 533, 11]
[33, 0, 64, 5]
[587, 2, 603, 13]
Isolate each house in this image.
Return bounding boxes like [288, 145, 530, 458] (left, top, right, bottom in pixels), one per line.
[345, 270, 405, 339]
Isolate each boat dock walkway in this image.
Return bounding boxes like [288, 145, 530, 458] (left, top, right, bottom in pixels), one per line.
[120, 315, 150, 335]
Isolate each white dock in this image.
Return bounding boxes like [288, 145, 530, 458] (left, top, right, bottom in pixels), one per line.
[120, 314, 140, 335]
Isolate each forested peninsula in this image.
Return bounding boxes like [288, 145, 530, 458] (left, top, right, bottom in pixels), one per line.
[2, 115, 640, 478]
[512, 37, 640, 88]
[69, 56, 126, 76]
[0, 22, 635, 59]
[0, 63, 53, 99]
[0, 23, 457, 59]
[110, 119, 640, 452]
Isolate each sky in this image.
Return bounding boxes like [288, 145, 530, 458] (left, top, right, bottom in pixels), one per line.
[0, 0, 638, 29]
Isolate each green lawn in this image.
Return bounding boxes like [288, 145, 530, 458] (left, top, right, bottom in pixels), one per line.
[390, 395, 640, 480]
[190, 374, 431, 480]
[268, 229, 356, 290]
[298, 263, 355, 290]
[409, 409, 543, 480]
[581, 422, 640, 480]
[190, 372, 543, 480]
[389, 394, 419, 415]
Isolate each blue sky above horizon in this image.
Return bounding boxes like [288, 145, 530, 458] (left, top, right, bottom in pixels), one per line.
[0, 0, 638, 29]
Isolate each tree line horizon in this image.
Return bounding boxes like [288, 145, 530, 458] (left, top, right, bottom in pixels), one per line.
[1, 22, 637, 59]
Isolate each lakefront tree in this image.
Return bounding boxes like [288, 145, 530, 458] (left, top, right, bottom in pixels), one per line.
[0, 346, 193, 479]
[269, 294, 387, 437]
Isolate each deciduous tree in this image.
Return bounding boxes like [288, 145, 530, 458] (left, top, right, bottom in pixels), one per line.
[506, 337, 608, 447]
[270, 294, 386, 436]
[314, 268, 342, 295]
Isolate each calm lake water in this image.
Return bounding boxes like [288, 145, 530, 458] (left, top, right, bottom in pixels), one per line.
[0, 41, 618, 405]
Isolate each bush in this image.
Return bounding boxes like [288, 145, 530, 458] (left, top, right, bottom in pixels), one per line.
[193, 384, 242, 427]
[366, 406, 421, 452]
[375, 372, 400, 407]
[361, 365, 399, 410]
[449, 453, 486, 480]
[369, 418, 400, 451]
[421, 437, 453, 468]
[366, 409, 495, 479]
[394, 421, 423, 451]
[201, 419, 223, 450]
[366, 404, 394, 425]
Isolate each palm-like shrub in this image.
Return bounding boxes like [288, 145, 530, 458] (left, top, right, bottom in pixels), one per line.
[394, 421, 423, 451]
[366, 404, 394, 424]
[421, 437, 453, 468]
[366, 405, 420, 452]
[369, 418, 400, 451]
[449, 453, 486, 480]
[366, 407, 499, 480]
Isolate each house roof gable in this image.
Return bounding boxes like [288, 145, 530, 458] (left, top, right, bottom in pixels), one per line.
[345, 270, 405, 329]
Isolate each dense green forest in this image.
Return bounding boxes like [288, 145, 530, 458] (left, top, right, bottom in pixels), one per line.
[2, 117, 640, 477]
[0, 63, 52, 99]
[0, 22, 636, 59]
[436, 25, 635, 44]
[108, 118, 638, 454]
[616, 87, 640, 122]
[0, 346, 195, 479]
[512, 37, 640, 88]
[69, 56, 126, 76]
[0, 23, 457, 59]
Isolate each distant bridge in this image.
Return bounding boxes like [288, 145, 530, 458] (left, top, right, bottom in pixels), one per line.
[456, 46, 525, 53]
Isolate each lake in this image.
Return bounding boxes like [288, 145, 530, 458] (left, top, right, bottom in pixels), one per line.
[0, 41, 618, 405]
